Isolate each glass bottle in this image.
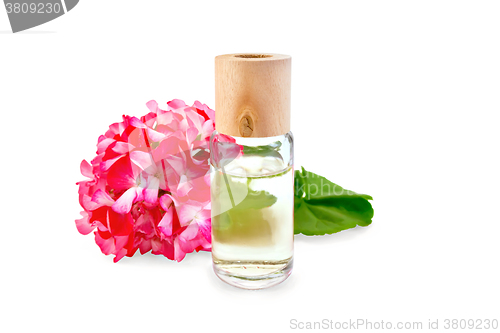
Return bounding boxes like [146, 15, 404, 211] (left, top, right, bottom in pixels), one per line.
[210, 53, 294, 289]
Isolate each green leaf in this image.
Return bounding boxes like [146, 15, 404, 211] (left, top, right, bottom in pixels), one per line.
[243, 141, 283, 159]
[232, 187, 277, 211]
[294, 167, 374, 235]
[212, 174, 277, 214]
[211, 174, 277, 244]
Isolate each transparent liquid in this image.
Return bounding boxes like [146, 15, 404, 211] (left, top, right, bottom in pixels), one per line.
[211, 154, 294, 289]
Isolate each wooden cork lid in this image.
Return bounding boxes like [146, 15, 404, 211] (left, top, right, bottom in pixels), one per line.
[215, 53, 291, 137]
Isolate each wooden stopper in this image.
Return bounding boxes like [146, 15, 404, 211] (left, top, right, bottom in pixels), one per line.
[215, 53, 291, 137]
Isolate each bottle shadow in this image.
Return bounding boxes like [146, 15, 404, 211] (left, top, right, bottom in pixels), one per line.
[117, 248, 212, 267]
[0, 30, 56, 34]
[205, 264, 298, 294]
[294, 226, 371, 244]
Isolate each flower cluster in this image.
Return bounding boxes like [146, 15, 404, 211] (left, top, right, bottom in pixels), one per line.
[76, 100, 215, 262]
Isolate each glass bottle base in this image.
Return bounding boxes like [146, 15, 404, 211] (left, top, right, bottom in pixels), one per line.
[212, 256, 293, 290]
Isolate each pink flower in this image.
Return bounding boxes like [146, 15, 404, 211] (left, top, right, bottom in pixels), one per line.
[210, 133, 243, 168]
[75, 99, 215, 262]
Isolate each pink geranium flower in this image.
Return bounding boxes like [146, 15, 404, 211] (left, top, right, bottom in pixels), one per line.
[75, 99, 217, 262]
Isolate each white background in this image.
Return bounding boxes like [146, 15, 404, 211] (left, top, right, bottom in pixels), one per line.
[1, 1, 499, 332]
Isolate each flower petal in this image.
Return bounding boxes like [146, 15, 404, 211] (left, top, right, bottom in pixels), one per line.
[158, 207, 174, 237]
[156, 110, 173, 126]
[144, 177, 160, 204]
[129, 116, 147, 129]
[80, 160, 93, 179]
[75, 211, 94, 235]
[146, 100, 159, 113]
[112, 187, 138, 214]
[107, 209, 134, 236]
[168, 99, 186, 110]
[106, 156, 136, 190]
[111, 142, 135, 154]
[139, 239, 152, 255]
[196, 214, 211, 242]
[159, 194, 173, 211]
[97, 138, 115, 154]
[180, 222, 199, 241]
[130, 151, 157, 174]
[146, 128, 166, 142]
[177, 203, 200, 227]
[95, 230, 114, 255]
[176, 175, 193, 197]
[100, 155, 125, 172]
[91, 189, 115, 208]
[174, 238, 186, 262]
[193, 100, 215, 121]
